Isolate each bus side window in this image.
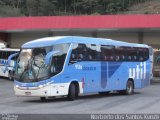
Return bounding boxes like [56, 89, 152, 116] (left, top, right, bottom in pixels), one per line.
[125, 47, 135, 61]
[77, 54, 84, 60]
[115, 56, 120, 61]
[5, 51, 8, 59]
[88, 55, 92, 60]
[114, 46, 127, 62]
[76, 44, 86, 61]
[7, 51, 11, 59]
[138, 48, 145, 61]
[144, 48, 149, 61]
[70, 43, 101, 62]
[121, 55, 125, 61]
[70, 44, 77, 63]
[69, 43, 86, 63]
[3, 51, 6, 59]
[85, 44, 100, 61]
[70, 54, 76, 61]
[101, 45, 114, 61]
[11, 52, 18, 60]
[0, 51, 2, 59]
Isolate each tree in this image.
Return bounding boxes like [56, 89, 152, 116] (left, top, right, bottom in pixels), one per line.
[0, 0, 152, 17]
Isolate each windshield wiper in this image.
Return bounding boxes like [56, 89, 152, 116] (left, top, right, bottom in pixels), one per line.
[19, 69, 28, 82]
[35, 63, 47, 80]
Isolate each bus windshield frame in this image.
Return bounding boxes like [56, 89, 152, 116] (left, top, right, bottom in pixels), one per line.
[15, 43, 71, 83]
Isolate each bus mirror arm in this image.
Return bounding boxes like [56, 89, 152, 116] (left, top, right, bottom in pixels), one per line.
[8, 53, 19, 66]
[45, 51, 60, 65]
[3, 53, 19, 74]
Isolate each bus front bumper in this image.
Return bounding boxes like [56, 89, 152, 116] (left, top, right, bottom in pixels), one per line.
[14, 83, 69, 97]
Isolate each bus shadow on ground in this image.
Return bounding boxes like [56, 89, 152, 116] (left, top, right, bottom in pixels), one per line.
[24, 92, 141, 103]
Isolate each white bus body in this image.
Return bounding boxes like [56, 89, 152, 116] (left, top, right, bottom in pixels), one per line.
[0, 48, 20, 80]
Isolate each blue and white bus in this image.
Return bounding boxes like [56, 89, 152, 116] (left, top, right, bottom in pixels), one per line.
[0, 48, 20, 80]
[14, 36, 152, 101]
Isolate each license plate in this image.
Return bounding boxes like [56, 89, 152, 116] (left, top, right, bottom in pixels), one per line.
[25, 92, 31, 96]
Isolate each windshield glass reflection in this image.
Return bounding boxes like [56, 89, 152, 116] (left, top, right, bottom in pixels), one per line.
[15, 44, 70, 83]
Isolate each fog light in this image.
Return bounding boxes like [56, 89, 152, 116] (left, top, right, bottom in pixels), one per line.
[44, 91, 47, 94]
[46, 83, 50, 85]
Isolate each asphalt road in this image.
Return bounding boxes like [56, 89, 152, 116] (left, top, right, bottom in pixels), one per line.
[0, 78, 160, 114]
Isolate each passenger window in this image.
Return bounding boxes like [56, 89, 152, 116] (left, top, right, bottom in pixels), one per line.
[70, 43, 101, 63]
[101, 45, 114, 61]
[124, 47, 149, 62]
[143, 48, 149, 61]
[86, 44, 101, 61]
[0, 51, 2, 59]
[115, 46, 126, 61]
[70, 44, 149, 63]
[137, 48, 149, 61]
[51, 44, 69, 75]
[123, 47, 136, 61]
[70, 43, 87, 62]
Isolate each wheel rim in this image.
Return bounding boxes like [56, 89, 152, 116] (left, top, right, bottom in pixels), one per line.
[127, 82, 133, 94]
[9, 72, 12, 80]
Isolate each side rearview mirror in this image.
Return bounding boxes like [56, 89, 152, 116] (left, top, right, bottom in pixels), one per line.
[45, 51, 60, 65]
[2, 52, 19, 74]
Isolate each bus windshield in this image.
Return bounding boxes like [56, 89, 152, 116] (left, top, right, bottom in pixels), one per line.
[15, 44, 70, 83]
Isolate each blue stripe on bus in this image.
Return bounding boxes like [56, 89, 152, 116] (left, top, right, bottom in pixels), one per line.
[100, 62, 122, 89]
[101, 62, 108, 88]
[108, 62, 122, 78]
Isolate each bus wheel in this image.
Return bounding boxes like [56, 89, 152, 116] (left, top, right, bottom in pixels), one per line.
[40, 97, 46, 102]
[8, 71, 14, 81]
[68, 83, 76, 101]
[125, 80, 134, 95]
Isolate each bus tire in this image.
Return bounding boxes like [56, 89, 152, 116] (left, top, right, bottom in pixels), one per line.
[8, 71, 14, 81]
[68, 83, 76, 101]
[40, 97, 46, 101]
[125, 80, 134, 95]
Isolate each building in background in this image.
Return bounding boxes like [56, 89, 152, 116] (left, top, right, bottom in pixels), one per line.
[0, 14, 160, 77]
[0, 14, 159, 49]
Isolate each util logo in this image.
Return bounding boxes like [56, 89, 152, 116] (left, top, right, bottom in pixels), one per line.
[129, 62, 146, 80]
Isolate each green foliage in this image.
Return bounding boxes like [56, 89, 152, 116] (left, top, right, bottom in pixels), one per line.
[0, 0, 150, 17]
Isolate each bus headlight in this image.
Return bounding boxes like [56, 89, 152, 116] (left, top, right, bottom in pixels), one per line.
[46, 81, 54, 85]
[38, 85, 43, 88]
[46, 83, 50, 85]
